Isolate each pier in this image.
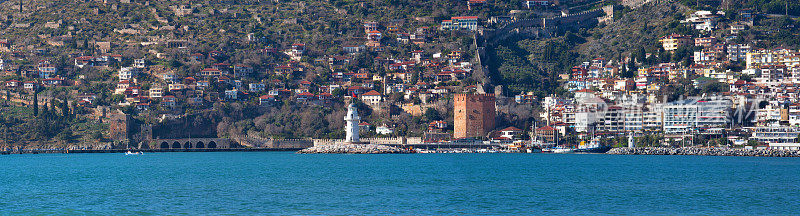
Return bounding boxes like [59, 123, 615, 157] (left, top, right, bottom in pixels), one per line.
[385, 143, 503, 150]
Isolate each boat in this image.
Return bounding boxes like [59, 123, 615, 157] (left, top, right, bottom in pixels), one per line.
[574, 140, 612, 153]
[125, 151, 143, 155]
[415, 149, 435, 153]
[551, 147, 574, 154]
[526, 147, 542, 153]
[574, 145, 612, 153]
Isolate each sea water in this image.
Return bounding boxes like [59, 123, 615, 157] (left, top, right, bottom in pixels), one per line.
[1, 152, 799, 215]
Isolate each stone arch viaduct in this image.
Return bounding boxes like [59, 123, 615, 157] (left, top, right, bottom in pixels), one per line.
[153, 138, 231, 149]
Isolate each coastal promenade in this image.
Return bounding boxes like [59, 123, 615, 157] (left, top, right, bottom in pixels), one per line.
[0, 148, 304, 155]
[608, 147, 800, 157]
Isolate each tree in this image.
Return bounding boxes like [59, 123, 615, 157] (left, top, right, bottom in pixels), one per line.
[636, 47, 646, 64]
[57, 128, 73, 143]
[621, 60, 637, 78]
[424, 108, 442, 121]
[32, 90, 38, 117]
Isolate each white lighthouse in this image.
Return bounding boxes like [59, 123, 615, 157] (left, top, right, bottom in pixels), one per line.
[344, 103, 361, 143]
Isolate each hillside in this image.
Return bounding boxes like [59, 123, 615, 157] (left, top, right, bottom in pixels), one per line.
[0, 0, 798, 149]
[578, 1, 692, 60]
[485, 0, 800, 98]
[0, 0, 514, 148]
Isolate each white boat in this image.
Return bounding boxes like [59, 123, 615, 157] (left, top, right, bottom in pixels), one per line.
[551, 147, 574, 154]
[416, 149, 434, 153]
[526, 148, 542, 153]
[125, 151, 143, 155]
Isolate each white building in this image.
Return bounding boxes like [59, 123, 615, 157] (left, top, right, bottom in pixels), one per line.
[376, 126, 394, 135]
[727, 44, 750, 62]
[748, 126, 800, 150]
[134, 58, 146, 68]
[663, 98, 731, 134]
[574, 111, 597, 133]
[248, 83, 265, 92]
[118, 67, 138, 80]
[596, 106, 625, 135]
[642, 104, 663, 132]
[683, 11, 722, 32]
[440, 16, 479, 31]
[160, 73, 177, 83]
[224, 89, 239, 100]
[149, 87, 163, 99]
[38, 61, 57, 79]
[360, 90, 382, 107]
[694, 50, 716, 64]
[624, 108, 643, 133]
[344, 103, 361, 143]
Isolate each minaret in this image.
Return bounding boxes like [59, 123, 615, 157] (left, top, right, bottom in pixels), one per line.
[344, 103, 360, 143]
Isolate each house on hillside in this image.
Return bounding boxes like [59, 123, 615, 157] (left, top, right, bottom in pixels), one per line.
[38, 60, 57, 79]
[5, 80, 20, 88]
[499, 126, 523, 139]
[361, 90, 382, 107]
[440, 16, 479, 31]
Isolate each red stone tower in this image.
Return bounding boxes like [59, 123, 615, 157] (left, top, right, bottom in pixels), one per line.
[454, 93, 496, 139]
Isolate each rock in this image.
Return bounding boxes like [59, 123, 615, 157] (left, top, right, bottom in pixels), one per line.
[607, 147, 800, 157]
[298, 144, 412, 154]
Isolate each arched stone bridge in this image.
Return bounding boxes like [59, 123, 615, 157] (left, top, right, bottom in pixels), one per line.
[153, 138, 231, 149]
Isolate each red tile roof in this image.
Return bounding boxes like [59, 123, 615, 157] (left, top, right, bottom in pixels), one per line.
[362, 90, 381, 96]
[501, 126, 522, 131]
[537, 126, 556, 131]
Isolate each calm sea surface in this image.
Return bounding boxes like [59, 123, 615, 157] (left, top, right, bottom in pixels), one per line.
[1, 152, 799, 215]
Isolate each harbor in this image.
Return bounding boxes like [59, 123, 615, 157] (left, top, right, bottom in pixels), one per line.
[4, 104, 797, 157]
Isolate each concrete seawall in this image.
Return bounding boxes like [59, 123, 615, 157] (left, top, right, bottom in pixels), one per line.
[608, 147, 800, 157]
[312, 137, 423, 146]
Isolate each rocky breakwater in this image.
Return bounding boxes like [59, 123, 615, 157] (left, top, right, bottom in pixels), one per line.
[608, 147, 800, 157]
[298, 144, 412, 154]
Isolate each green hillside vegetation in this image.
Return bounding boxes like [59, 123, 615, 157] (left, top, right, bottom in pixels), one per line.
[486, 0, 800, 98]
[0, 0, 798, 148]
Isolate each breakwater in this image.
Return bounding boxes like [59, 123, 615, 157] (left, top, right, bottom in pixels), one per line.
[608, 147, 800, 157]
[298, 144, 412, 154]
[0, 148, 304, 155]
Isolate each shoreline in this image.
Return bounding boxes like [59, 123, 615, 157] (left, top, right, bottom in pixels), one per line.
[0, 148, 304, 155]
[608, 147, 800, 157]
[298, 144, 412, 154]
[5, 146, 800, 157]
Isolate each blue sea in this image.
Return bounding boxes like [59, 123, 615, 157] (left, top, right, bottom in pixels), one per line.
[1, 152, 799, 215]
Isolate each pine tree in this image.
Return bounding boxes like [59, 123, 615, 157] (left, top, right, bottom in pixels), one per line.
[32, 90, 38, 117]
[636, 47, 646, 64]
